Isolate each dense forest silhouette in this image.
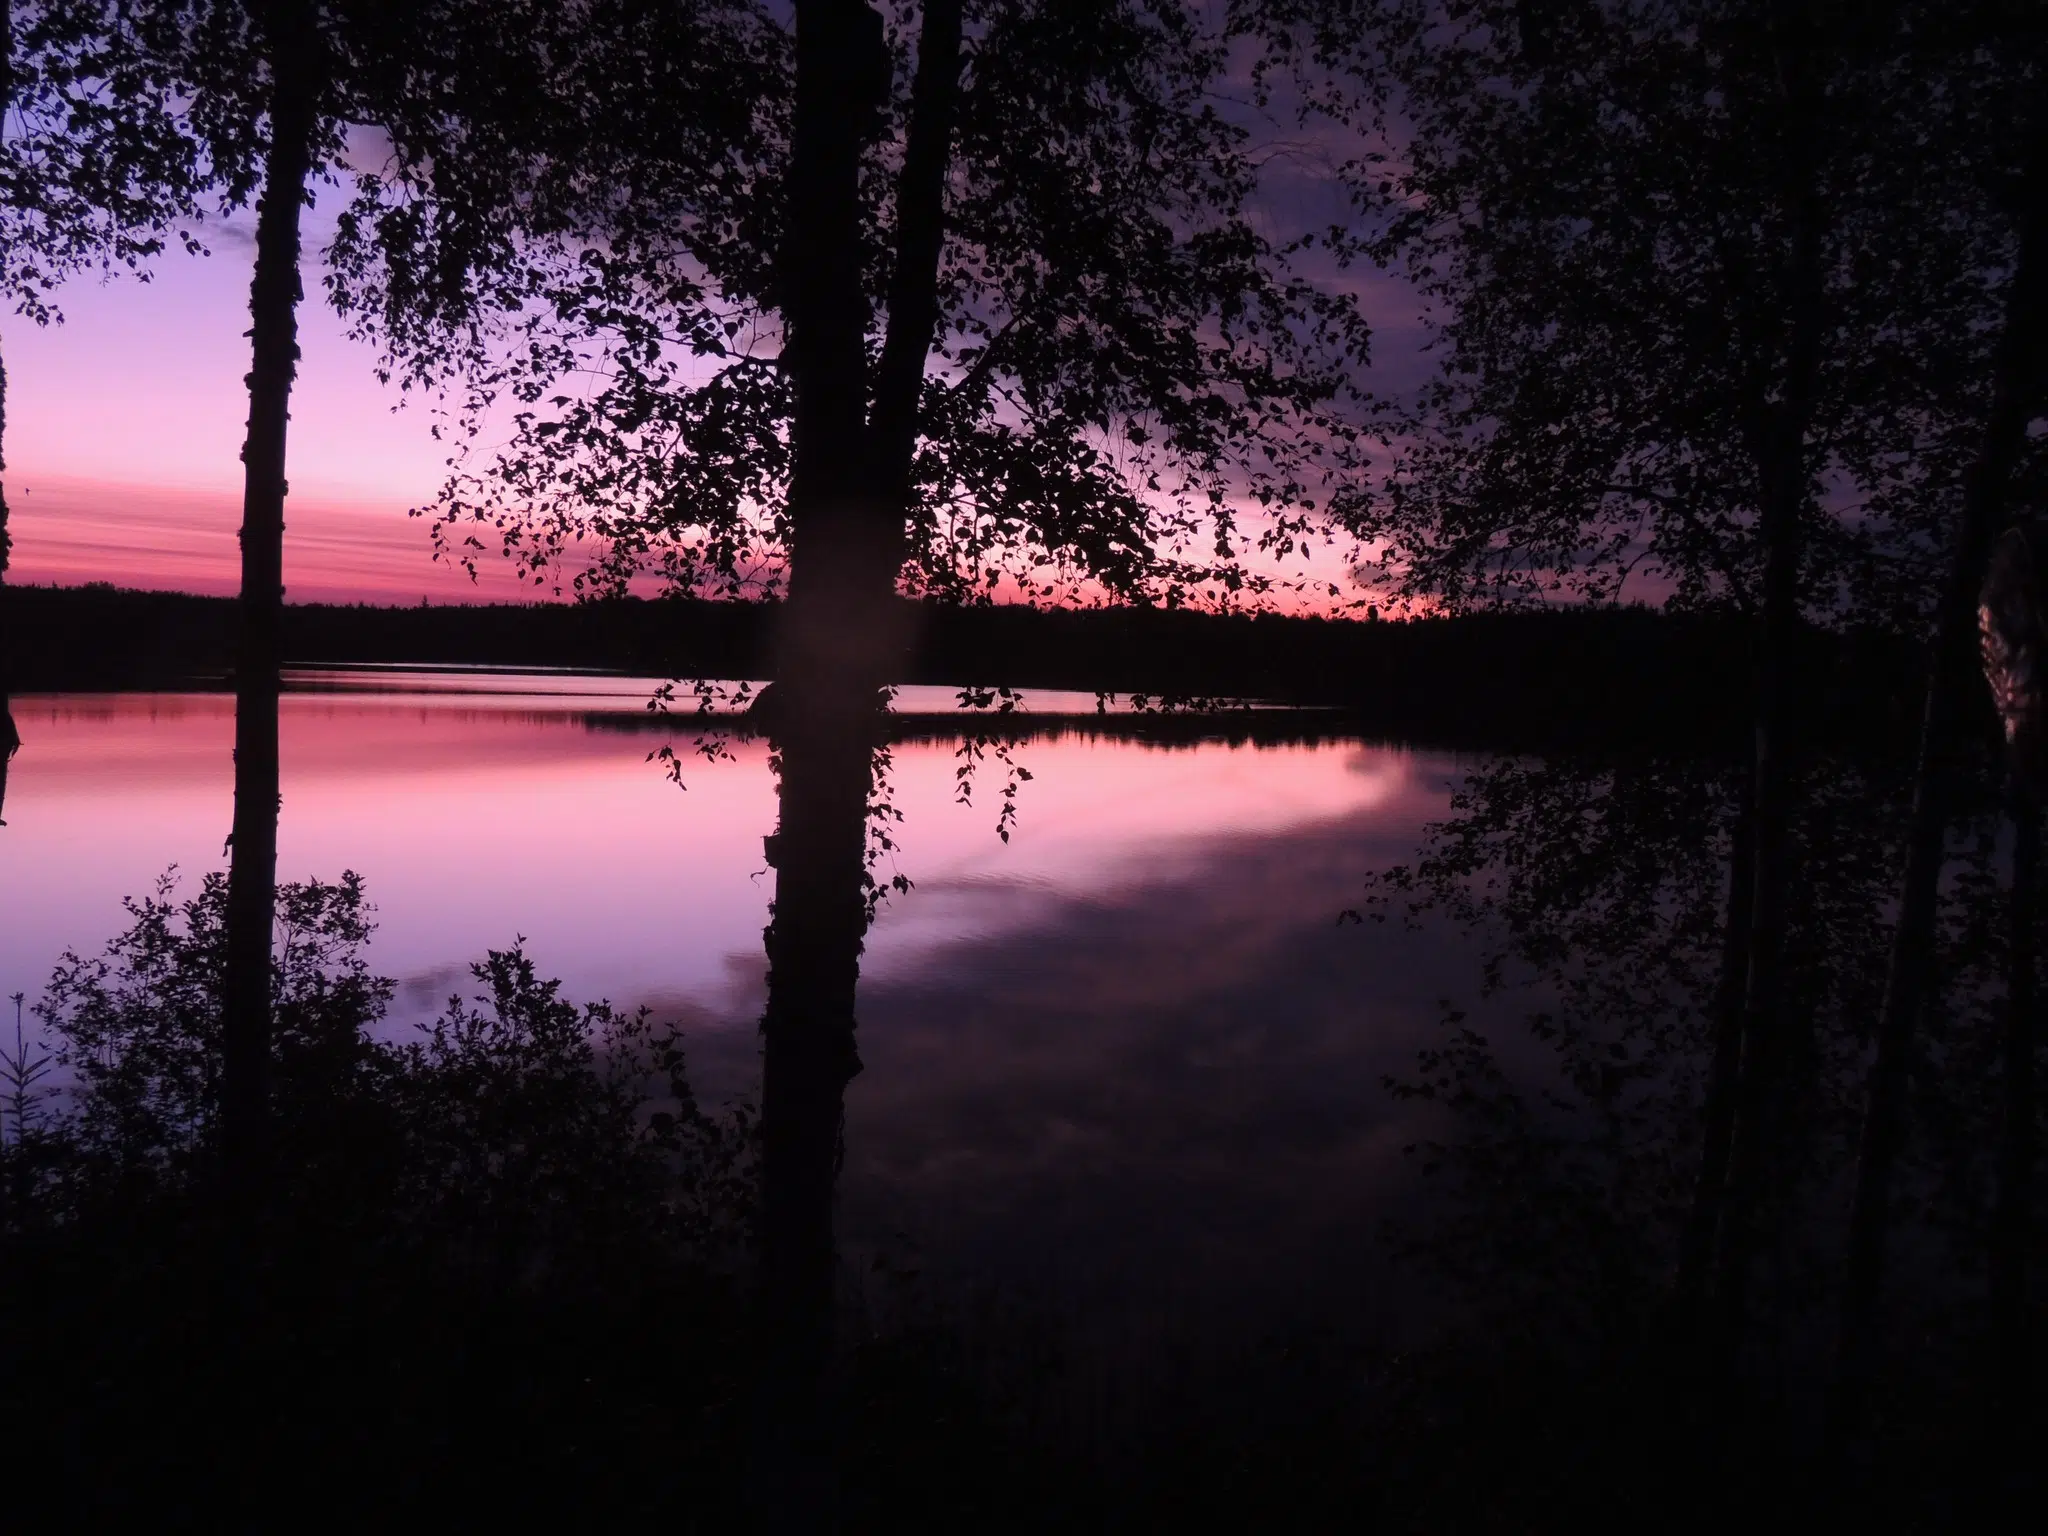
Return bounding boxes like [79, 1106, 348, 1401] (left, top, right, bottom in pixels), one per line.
[2, 0, 2047, 1529]
[11, 580, 1927, 748]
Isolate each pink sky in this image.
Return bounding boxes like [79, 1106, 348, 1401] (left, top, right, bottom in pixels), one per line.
[1, 197, 528, 604]
[4, 185, 1420, 609]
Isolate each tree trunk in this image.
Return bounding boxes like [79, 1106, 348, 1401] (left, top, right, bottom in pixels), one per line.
[868, 0, 964, 504]
[752, 685, 880, 1532]
[1991, 775, 2037, 1436]
[1710, 431, 1806, 1360]
[1704, 20, 1830, 1374]
[2, 0, 17, 830]
[749, 6, 964, 1526]
[749, 4, 890, 1528]
[219, 8, 318, 1226]
[1829, 108, 2048, 1454]
[1, 338, 15, 831]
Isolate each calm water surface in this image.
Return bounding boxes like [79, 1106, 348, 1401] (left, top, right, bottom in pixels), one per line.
[1, 670, 1498, 1345]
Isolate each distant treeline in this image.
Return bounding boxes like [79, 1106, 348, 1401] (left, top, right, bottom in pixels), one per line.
[6, 581, 1929, 751]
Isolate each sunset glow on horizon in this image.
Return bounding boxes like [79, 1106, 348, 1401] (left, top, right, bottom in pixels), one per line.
[1, 471, 553, 603]
[1, 189, 494, 602]
[2, 193, 1404, 613]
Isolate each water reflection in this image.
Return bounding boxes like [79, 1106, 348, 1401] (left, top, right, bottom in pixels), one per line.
[0, 683, 1429, 1033]
[1, 675, 1468, 1351]
[1, 665, 1475, 1474]
[0, 699, 17, 826]
[3, 669, 2033, 1522]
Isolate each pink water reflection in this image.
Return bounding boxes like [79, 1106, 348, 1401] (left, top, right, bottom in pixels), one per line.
[0, 679, 1444, 1032]
[3, 676, 1490, 1354]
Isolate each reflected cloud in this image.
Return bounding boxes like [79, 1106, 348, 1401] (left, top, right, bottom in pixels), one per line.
[658, 790, 1499, 1366]
[835, 806, 1484, 1332]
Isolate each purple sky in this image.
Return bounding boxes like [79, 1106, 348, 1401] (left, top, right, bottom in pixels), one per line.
[4, 127, 1427, 608]
[2, 189, 546, 603]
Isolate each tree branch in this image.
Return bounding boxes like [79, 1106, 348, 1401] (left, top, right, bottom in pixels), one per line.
[1595, 482, 1755, 612]
[867, 0, 965, 502]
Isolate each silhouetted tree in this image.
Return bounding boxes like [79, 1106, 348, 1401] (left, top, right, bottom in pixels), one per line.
[207, 0, 321, 1231]
[165, 0, 673, 1221]
[1980, 518, 2048, 1440]
[333, 3, 1373, 1520]
[338, 4, 1369, 614]
[1831, 92, 2048, 1453]
[1294, 0, 2047, 1378]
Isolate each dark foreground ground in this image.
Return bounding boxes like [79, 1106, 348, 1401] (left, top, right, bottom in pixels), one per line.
[1, 808, 2037, 1532]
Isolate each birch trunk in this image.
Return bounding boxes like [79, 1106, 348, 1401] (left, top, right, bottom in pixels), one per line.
[1701, 20, 1830, 1372]
[1, 0, 16, 829]
[219, 4, 318, 1222]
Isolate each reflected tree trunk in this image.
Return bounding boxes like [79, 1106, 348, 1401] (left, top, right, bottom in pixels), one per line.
[1831, 106, 2048, 1453]
[0, 706, 15, 828]
[220, 5, 319, 1225]
[752, 670, 882, 1529]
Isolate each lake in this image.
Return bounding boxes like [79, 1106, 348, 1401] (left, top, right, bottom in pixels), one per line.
[1, 669, 1503, 1360]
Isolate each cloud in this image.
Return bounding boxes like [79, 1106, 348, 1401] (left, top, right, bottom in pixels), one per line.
[4, 473, 546, 603]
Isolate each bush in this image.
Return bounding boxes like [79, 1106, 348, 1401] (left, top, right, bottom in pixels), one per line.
[0, 871, 756, 1523]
